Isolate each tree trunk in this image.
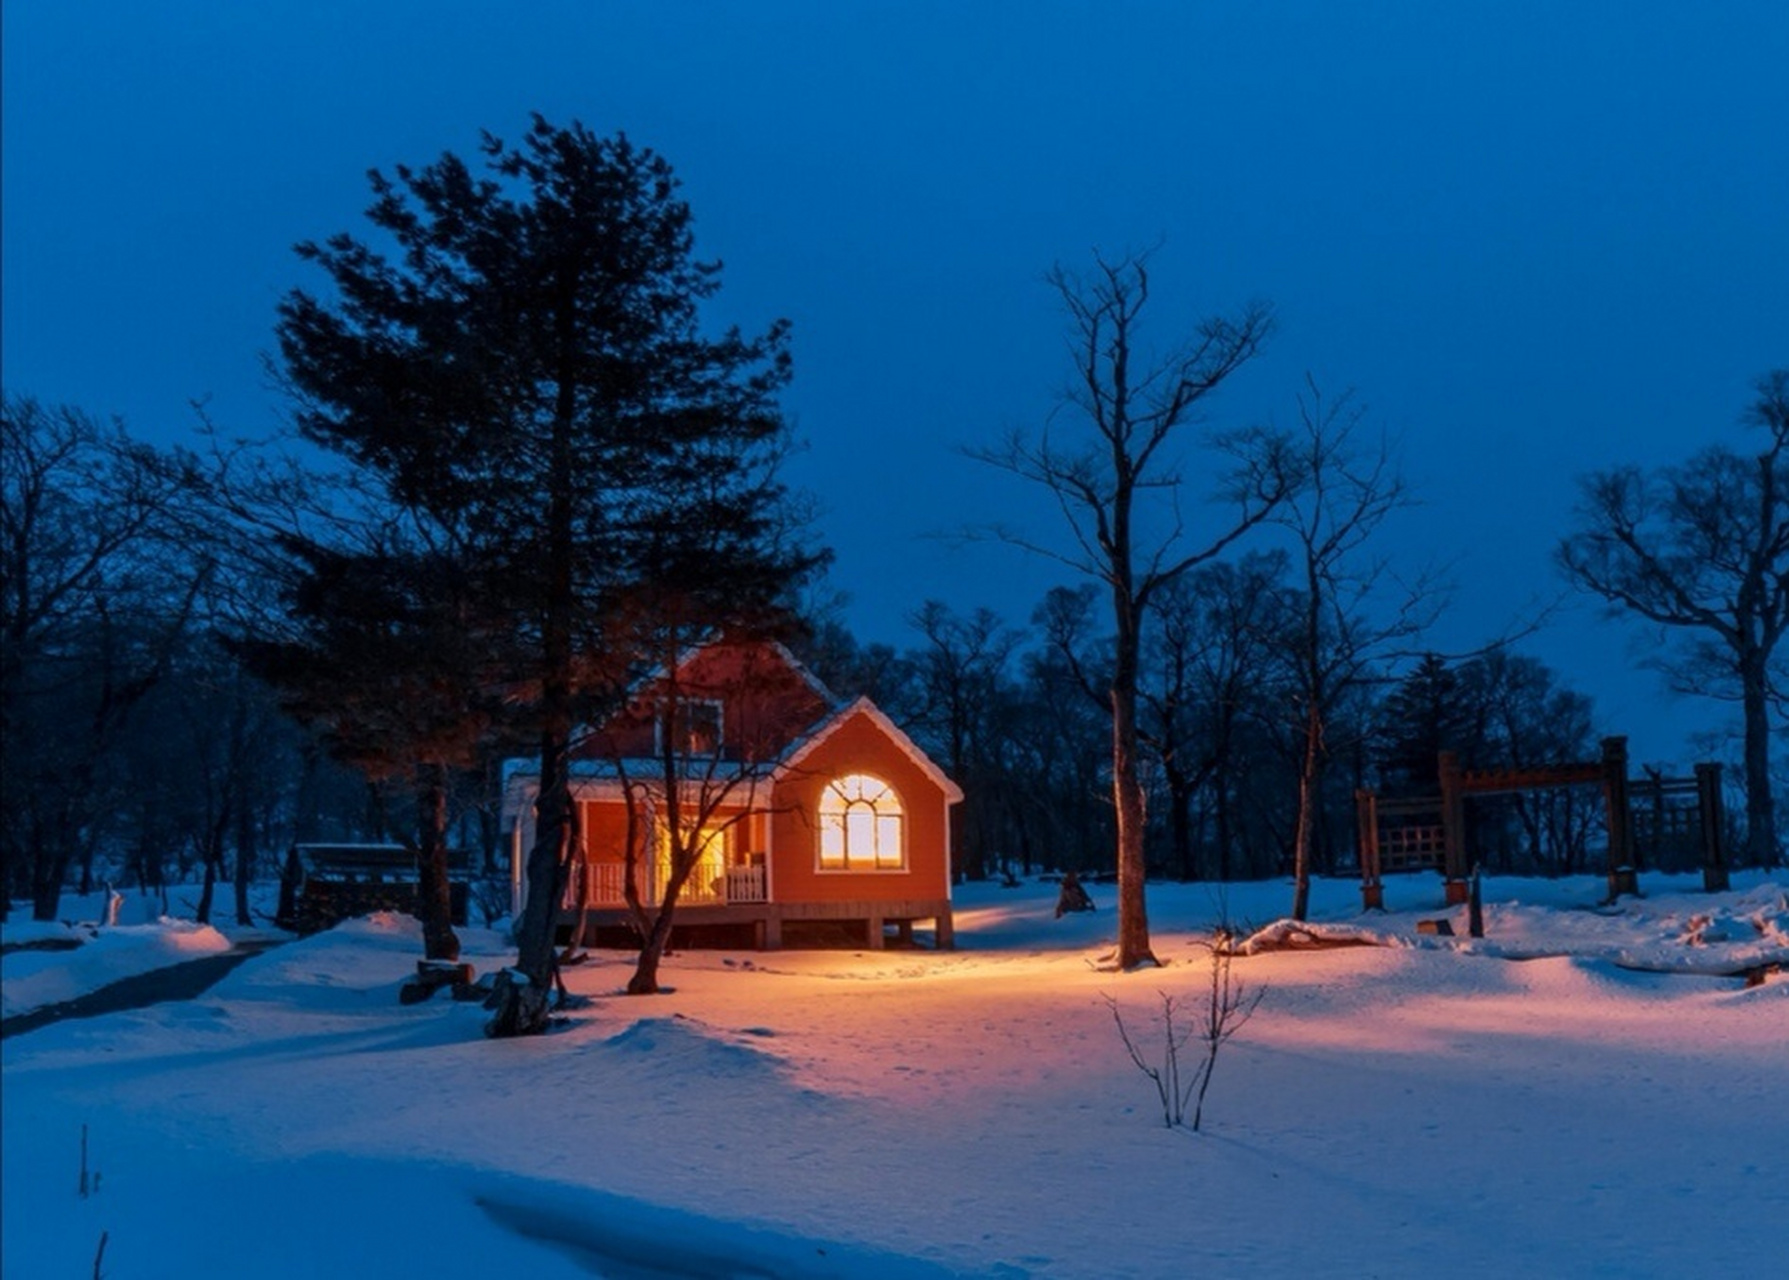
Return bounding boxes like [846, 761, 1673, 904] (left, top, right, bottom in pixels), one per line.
[30, 819, 67, 922]
[562, 802, 590, 959]
[629, 911, 675, 995]
[195, 837, 219, 926]
[491, 729, 568, 1037]
[1110, 673, 1156, 969]
[1740, 646, 1779, 866]
[488, 352, 579, 1039]
[1291, 701, 1321, 922]
[478, 802, 501, 877]
[415, 763, 461, 963]
[294, 739, 323, 843]
[233, 798, 256, 928]
[1215, 775, 1234, 882]
[1169, 771, 1196, 881]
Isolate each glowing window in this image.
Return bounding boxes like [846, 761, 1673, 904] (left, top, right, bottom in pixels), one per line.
[818, 774, 904, 871]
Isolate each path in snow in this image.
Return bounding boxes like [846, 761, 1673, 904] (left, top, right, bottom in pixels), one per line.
[0, 939, 282, 1040]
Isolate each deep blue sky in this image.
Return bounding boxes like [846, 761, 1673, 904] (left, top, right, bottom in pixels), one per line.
[6, 2, 1786, 765]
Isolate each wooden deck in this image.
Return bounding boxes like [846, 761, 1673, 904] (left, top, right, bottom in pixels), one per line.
[557, 896, 955, 950]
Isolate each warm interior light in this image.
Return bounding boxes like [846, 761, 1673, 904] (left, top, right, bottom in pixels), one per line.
[819, 773, 904, 870]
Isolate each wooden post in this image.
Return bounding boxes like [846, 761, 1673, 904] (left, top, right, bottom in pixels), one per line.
[1440, 751, 1469, 905]
[1601, 736, 1638, 899]
[1356, 788, 1384, 910]
[1696, 762, 1729, 892]
[934, 909, 955, 950]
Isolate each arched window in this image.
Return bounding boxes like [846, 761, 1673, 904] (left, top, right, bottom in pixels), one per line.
[818, 774, 904, 871]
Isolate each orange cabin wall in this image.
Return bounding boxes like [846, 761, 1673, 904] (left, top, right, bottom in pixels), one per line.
[769, 709, 952, 904]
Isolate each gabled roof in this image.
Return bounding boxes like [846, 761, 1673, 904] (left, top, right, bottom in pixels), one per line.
[632, 635, 838, 707]
[506, 692, 962, 805]
[776, 696, 965, 804]
[504, 638, 961, 806]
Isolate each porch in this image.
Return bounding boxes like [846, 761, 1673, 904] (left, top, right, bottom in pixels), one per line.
[568, 860, 769, 909]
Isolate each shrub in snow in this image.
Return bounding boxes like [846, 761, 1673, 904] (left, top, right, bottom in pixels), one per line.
[1105, 935, 1263, 1131]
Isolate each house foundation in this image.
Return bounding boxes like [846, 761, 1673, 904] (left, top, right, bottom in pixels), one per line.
[561, 897, 956, 951]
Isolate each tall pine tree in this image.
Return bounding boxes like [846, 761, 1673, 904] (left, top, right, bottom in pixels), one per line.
[277, 117, 821, 1036]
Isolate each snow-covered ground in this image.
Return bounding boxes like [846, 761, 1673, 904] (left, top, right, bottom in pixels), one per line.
[4, 871, 1786, 1278]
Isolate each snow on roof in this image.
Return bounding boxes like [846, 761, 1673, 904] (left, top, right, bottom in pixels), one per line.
[503, 694, 962, 807]
[628, 635, 839, 708]
[775, 696, 965, 802]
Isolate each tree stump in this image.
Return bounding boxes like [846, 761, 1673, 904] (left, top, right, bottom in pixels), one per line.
[1055, 871, 1096, 918]
[399, 959, 475, 1005]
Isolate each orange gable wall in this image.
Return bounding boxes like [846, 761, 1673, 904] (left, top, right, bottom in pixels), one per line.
[769, 708, 954, 903]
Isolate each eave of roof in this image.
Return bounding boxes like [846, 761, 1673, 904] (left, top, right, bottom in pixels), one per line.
[774, 696, 965, 803]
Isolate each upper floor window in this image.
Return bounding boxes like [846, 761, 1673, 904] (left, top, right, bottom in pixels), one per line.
[818, 773, 904, 871]
[656, 698, 723, 758]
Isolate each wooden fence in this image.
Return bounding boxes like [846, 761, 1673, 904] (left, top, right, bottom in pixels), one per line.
[1356, 737, 1728, 908]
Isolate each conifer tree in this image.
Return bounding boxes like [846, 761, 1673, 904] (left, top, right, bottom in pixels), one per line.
[276, 117, 820, 1035]
[239, 526, 499, 962]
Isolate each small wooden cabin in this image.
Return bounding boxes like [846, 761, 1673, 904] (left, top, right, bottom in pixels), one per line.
[503, 639, 962, 949]
[278, 843, 471, 934]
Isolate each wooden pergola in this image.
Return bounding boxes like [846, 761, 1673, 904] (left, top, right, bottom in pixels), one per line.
[1356, 736, 1729, 909]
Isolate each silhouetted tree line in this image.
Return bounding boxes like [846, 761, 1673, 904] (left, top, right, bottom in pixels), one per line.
[0, 398, 517, 926]
[797, 586, 1635, 889]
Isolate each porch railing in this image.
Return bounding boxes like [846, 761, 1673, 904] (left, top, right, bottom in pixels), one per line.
[565, 860, 766, 908]
[724, 864, 767, 904]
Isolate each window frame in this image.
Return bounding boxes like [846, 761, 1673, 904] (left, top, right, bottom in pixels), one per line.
[816, 773, 906, 873]
[653, 697, 725, 759]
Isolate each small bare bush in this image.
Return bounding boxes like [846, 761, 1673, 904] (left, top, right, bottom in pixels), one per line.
[1106, 934, 1263, 1131]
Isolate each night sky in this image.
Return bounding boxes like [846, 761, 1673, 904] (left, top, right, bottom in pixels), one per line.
[5, 2, 1786, 764]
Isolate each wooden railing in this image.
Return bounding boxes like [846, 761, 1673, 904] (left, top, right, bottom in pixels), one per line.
[724, 864, 767, 903]
[564, 860, 766, 907]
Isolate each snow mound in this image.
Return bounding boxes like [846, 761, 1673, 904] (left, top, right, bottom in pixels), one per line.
[1233, 919, 1399, 953]
[599, 1015, 794, 1083]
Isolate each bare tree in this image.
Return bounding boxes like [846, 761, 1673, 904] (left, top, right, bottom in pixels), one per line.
[1274, 378, 1436, 921]
[976, 250, 1288, 968]
[0, 397, 198, 921]
[1560, 371, 1789, 866]
[1104, 933, 1263, 1131]
[608, 622, 806, 995]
